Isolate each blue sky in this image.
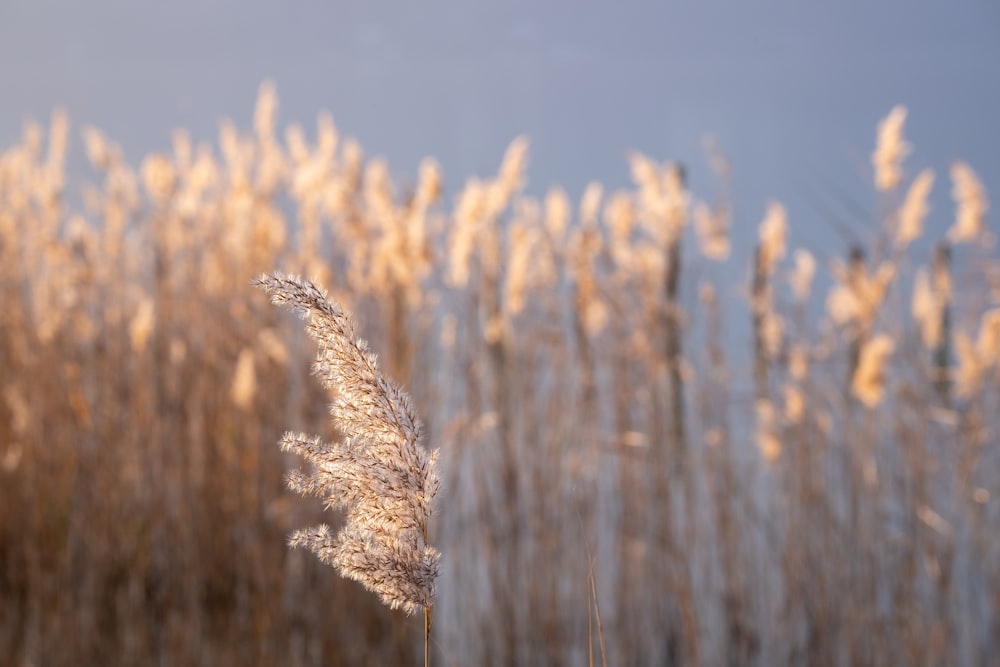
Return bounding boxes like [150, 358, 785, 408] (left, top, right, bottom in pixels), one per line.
[2, 0, 998, 266]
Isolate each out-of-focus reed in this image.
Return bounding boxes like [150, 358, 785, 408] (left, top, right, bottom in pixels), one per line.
[0, 85, 997, 666]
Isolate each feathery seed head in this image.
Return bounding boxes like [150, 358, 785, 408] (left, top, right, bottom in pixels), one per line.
[872, 106, 909, 191]
[948, 161, 989, 244]
[253, 272, 440, 615]
[896, 168, 934, 249]
[852, 334, 894, 407]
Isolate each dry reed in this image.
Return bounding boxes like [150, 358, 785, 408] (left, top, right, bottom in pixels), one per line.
[1, 85, 997, 666]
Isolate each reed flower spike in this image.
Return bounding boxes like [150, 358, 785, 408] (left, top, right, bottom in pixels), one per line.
[253, 272, 440, 615]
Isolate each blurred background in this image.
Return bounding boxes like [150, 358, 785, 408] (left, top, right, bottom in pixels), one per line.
[1, 1, 999, 665]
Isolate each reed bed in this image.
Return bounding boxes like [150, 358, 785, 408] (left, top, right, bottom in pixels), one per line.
[1, 85, 997, 665]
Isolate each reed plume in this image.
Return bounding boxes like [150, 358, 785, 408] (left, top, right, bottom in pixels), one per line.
[948, 161, 989, 244]
[872, 105, 909, 191]
[895, 168, 934, 250]
[253, 272, 440, 617]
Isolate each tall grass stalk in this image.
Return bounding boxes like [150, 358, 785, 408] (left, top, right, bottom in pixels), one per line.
[254, 272, 440, 664]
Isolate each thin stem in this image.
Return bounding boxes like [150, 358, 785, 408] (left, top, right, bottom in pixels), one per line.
[424, 606, 431, 667]
[590, 566, 607, 667]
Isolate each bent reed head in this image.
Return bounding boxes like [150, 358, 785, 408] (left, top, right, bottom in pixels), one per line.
[254, 272, 440, 615]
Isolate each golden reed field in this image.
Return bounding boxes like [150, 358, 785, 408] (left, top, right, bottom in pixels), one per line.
[1, 83, 997, 666]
